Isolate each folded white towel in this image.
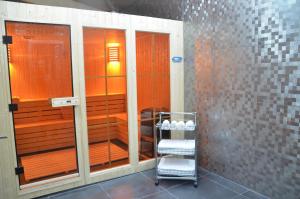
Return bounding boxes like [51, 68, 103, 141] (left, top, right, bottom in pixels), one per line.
[185, 120, 194, 127]
[176, 121, 185, 130]
[185, 120, 195, 130]
[161, 120, 170, 130]
[158, 139, 195, 155]
[170, 120, 177, 130]
[158, 157, 195, 176]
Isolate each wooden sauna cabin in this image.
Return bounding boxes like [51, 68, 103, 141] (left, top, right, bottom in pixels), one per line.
[0, 1, 183, 198]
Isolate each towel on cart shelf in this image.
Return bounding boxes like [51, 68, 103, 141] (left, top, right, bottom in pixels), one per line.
[158, 139, 195, 155]
[158, 157, 195, 176]
[185, 120, 195, 130]
[161, 120, 170, 129]
[170, 120, 177, 130]
[175, 121, 185, 130]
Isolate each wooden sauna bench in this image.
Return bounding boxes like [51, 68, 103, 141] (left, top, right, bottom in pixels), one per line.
[12, 94, 128, 182]
[21, 142, 128, 181]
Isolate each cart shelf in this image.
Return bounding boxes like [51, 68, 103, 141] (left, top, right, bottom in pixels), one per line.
[158, 157, 195, 176]
[154, 112, 198, 187]
[158, 139, 195, 156]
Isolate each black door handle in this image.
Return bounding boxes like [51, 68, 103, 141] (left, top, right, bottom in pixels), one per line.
[0, 136, 8, 139]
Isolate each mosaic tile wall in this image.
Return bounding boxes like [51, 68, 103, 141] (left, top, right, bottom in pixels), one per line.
[120, 0, 299, 198]
[183, 0, 300, 199]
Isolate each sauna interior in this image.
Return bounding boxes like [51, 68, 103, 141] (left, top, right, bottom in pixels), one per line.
[83, 27, 129, 172]
[4, 21, 171, 185]
[136, 31, 171, 161]
[6, 22, 79, 185]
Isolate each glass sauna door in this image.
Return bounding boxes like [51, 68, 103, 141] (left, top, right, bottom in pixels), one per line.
[136, 32, 171, 161]
[83, 28, 129, 172]
[5, 22, 78, 186]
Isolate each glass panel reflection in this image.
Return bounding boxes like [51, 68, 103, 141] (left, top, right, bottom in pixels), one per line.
[136, 32, 171, 161]
[6, 22, 78, 185]
[83, 27, 128, 172]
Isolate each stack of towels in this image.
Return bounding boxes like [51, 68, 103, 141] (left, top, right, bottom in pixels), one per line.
[158, 139, 195, 155]
[161, 120, 195, 130]
[158, 158, 195, 176]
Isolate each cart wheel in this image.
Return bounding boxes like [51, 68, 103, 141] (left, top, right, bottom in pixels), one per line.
[155, 180, 159, 186]
[193, 182, 198, 188]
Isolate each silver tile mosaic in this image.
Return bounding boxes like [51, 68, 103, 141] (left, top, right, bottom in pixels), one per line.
[183, 0, 300, 199]
[118, 1, 299, 198]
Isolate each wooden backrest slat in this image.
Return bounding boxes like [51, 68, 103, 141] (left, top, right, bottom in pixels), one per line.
[14, 94, 126, 155]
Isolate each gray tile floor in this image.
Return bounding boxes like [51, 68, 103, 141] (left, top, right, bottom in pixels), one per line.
[40, 168, 270, 199]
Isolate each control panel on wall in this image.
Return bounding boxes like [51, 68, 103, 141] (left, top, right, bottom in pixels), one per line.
[51, 97, 80, 107]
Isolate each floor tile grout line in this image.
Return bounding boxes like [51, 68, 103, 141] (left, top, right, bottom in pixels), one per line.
[208, 173, 251, 192]
[138, 189, 173, 199]
[139, 171, 160, 183]
[199, 168, 250, 194]
[230, 194, 248, 199]
[200, 168, 269, 199]
[139, 171, 180, 199]
[138, 171, 180, 199]
[241, 190, 270, 199]
[137, 171, 172, 198]
[200, 167, 249, 189]
[139, 171, 162, 183]
[98, 183, 112, 199]
[159, 184, 179, 199]
[162, 187, 179, 199]
[240, 190, 251, 195]
[229, 191, 253, 199]
[166, 181, 189, 190]
[200, 167, 252, 193]
[204, 177, 243, 195]
[44, 169, 268, 199]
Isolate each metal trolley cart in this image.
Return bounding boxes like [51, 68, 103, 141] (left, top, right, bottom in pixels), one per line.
[154, 112, 198, 187]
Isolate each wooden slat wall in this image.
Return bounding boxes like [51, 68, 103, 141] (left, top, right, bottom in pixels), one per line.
[21, 142, 128, 181]
[86, 94, 127, 144]
[13, 94, 127, 155]
[86, 94, 126, 117]
[83, 28, 127, 96]
[136, 32, 170, 113]
[6, 22, 73, 100]
[15, 121, 75, 155]
[12, 98, 69, 125]
[117, 122, 128, 144]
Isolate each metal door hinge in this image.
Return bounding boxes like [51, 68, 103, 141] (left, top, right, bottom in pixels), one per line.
[2, 35, 12, 44]
[15, 167, 24, 175]
[8, 103, 18, 112]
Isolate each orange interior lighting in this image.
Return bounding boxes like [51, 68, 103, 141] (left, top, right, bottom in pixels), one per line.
[107, 43, 120, 62]
[107, 43, 121, 75]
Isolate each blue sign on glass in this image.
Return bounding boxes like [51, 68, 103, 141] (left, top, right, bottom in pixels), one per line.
[172, 56, 183, 63]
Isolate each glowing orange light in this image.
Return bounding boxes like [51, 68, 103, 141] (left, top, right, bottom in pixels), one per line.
[107, 43, 121, 75]
[107, 43, 120, 62]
